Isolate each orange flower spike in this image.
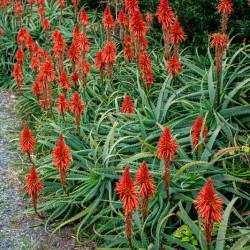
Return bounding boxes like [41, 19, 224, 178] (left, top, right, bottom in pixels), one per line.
[57, 70, 70, 96]
[42, 18, 50, 39]
[117, 9, 126, 40]
[31, 81, 42, 100]
[115, 166, 139, 213]
[103, 9, 115, 41]
[169, 16, 185, 59]
[58, 0, 64, 14]
[156, 0, 174, 29]
[26, 165, 43, 213]
[130, 10, 146, 39]
[103, 41, 117, 80]
[56, 94, 69, 113]
[70, 91, 85, 134]
[166, 53, 181, 77]
[15, 47, 25, 64]
[193, 177, 224, 246]
[124, 35, 132, 45]
[41, 57, 56, 82]
[95, 51, 106, 81]
[121, 95, 135, 114]
[115, 166, 139, 241]
[157, 126, 179, 194]
[31, 57, 40, 76]
[71, 71, 80, 87]
[20, 122, 36, 159]
[192, 114, 209, 151]
[135, 161, 155, 220]
[217, 0, 233, 14]
[80, 9, 89, 25]
[76, 34, 90, 52]
[124, 43, 134, 62]
[125, 0, 139, 15]
[52, 133, 73, 190]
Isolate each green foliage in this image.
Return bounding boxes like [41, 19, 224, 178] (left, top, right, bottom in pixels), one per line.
[0, 0, 249, 249]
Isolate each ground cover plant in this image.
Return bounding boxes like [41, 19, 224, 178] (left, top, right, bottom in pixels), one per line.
[0, 0, 250, 249]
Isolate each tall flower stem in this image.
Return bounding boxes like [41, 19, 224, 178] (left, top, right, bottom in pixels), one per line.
[163, 157, 171, 195]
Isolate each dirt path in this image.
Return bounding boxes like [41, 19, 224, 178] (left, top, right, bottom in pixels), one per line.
[0, 91, 93, 249]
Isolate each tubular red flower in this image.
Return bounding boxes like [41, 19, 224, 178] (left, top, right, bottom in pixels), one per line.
[121, 95, 135, 114]
[124, 35, 132, 45]
[76, 34, 90, 52]
[156, 0, 174, 29]
[115, 165, 139, 214]
[192, 114, 209, 150]
[20, 122, 36, 155]
[169, 16, 185, 44]
[31, 57, 41, 73]
[130, 10, 146, 39]
[135, 161, 155, 198]
[31, 80, 42, 100]
[42, 18, 50, 30]
[56, 93, 69, 114]
[80, 9, 89, 25]
[15, 2, 22, 14]
[166, 53, 181, 76]
[193, 177, 224, 246]
[41, 57, 55, 82]
[57, 70, 71, 95]
[194, 177, 224, 223]
[210, 33, 228, 49]
[15, 47, 25, 63]
[52, 133, 72, 172]
[70, 91, 85, 116]
[71, 71, 80, 86]
[125, 0, 139, 15]
[26, 165, 43, 197]
[124, 43, 134, 62]
[157, 126, 179, 161]
[103, 41, 117, 64]
[217, 0, 233, 14]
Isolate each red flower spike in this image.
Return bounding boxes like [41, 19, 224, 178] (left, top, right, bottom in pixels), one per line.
[124, 35, 132, 45]
[40, 57, 55, 82]
[76, 34, 90, 52]
[56, 93, 69, 114]
[58, 0, 64, 14]
[52, 133, 72, 189]
[217, 0, 233, 14]
[73, 24, 81, 39]
[125, 0, 139, 15]
[42, 18, 50, 30]
[26, 165, 43, 213]
[135, 161, 155, 220]
[157, 126, 179, 161]
[20, 122, 36, 156]
[70, 91, 85, 116]
[124, 43, 134, 62]
[95, 51, 106, 70]
[130, 10, 146, 39]
[117, 9, 126, 25]
[156, 0, 174, 29]
[15, 2, 22, 14]
[192, 114, 209, 150]
[31, 80, 42, 100]
[169, 16, 185, 44]
[31, 57, 41, 75]
[57, 70, 70, 95]
[121, 95, 135, 114]
[12, 62, 22, 81]
[103, 5, 111, 16]
[115, 165, 139, 214]
[52, 133, 72, 172]
[157, 126, 179, 193]
[193, 177, 224, 246]
[210, 33, 228, 49]
[139, 51, 152, 72]
[103, 41, 117, 79]
[135, 161, 155, 198]
[166, 53, 181, 76]
[15, 47, 25, 63]
[71, 71, 80, 87]
[0, 28, 3, 37]
[26, 165, 43, 197]
[80, 9, 89, 25]
[52, 29, 59, 41]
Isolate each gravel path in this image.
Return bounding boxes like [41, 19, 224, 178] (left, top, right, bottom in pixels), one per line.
[0, 91, 95, 249]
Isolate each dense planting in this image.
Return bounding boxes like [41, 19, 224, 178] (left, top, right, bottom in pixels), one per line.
[0, 0, 249, 248]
